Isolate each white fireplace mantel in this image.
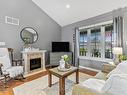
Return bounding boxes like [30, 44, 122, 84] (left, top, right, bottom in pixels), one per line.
[21, 50, 47, 77]
[21, 50, 47, 54]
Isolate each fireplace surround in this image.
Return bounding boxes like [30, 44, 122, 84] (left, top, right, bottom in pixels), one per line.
[21, 50, 46, 77]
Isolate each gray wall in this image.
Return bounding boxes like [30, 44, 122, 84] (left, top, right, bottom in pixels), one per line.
[61, 7, 127, 70]
[61, 12, 113, 51]
[0, 0, 61, 60]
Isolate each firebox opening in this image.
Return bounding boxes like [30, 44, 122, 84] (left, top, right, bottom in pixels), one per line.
[30, 58, 41, 70]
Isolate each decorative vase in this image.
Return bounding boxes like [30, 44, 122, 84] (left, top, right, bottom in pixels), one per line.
[59, 58, 65, 69]
[65, 62, 71, 69]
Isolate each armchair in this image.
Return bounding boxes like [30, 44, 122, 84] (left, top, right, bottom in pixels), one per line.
[0, 48, 24, 79]
[0, 63, 10, 88]
[8, 48, 23, 66]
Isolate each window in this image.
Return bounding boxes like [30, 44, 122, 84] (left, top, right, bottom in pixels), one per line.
[105, 25, 113, 59]
[79, 21, 115, 59]
[79, 31, 88, 56]
[91, 28, 101, 58]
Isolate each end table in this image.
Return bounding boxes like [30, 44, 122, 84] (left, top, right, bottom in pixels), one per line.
[48, 66, 79, 95]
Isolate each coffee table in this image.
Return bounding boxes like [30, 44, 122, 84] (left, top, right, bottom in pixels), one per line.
[48, 66, 79, 95]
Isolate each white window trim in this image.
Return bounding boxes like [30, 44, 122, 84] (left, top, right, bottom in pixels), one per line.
[77, 20, 113, 62]
[79, 20, 113, 30]
[79, 56, 113, 62]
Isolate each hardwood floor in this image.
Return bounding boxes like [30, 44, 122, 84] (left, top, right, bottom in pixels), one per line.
[0, 71, 48, 95]
[79, 68, 97, 76]
[0, 68, 97, 95]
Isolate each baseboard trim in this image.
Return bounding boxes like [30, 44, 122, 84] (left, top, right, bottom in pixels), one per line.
[79, 66, 100, 72]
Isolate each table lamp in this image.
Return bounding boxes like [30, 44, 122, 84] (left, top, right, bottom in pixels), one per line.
[113, 47, 123, 64]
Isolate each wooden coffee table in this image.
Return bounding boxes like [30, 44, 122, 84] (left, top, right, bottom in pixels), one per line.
[48, 66, 79, 95]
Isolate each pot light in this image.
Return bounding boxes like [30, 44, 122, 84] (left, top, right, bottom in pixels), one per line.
[66, 4, 70, 8]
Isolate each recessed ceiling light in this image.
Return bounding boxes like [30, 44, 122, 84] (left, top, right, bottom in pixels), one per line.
[66, 4, 70, 8]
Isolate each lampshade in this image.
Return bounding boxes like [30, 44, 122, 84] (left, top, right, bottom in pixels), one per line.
[113, 47, 123, 54]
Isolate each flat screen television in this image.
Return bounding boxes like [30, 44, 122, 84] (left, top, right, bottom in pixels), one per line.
[52, 42, 70, 52]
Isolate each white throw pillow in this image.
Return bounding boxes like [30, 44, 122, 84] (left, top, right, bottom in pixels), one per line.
[107, 61, 127, 78]
[102, 74, 127, 95]
[117, 61, 127, 73]
[107, 68, 124, 78]
[0, 55, 11, 71]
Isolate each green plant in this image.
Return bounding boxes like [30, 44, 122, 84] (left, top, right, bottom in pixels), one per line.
[23, 37, 31, 49]
[61, 55, 70, 62]
[23, 37, 30, 44]
[106, 49, 111, 52]
[118, 54, 127, 61]
[93, 49, 101, 57]
[80, 48, 87, 56]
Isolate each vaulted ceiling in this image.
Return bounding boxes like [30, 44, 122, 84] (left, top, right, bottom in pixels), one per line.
[32, 0, 127, 26]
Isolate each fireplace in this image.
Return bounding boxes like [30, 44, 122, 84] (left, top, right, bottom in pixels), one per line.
[30, 58, 41, 70]
[21, 50, 46, 77]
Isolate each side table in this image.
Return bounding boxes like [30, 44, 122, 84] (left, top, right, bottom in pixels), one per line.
[102, 63, 116, 73]
[48, 66, 79, 95]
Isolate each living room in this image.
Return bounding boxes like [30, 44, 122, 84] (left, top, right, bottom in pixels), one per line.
[0, 0, 127, 95]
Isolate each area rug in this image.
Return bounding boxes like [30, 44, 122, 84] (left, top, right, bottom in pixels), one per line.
[13, 72, 93, 95]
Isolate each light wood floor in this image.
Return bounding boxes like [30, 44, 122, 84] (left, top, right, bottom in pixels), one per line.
[0, 68, 97, 95]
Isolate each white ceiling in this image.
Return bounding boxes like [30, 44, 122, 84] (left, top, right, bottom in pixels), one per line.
[32, 0, 127, 26]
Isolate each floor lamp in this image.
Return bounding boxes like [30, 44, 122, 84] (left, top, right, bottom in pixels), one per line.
[113, 47, 123, 65]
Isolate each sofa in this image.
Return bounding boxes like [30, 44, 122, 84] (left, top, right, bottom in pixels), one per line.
[72, 61, 127, 95]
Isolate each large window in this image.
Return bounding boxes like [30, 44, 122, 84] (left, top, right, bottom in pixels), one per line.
[105, 25, 113, 59]
[91, 28, 101, 58]
[79, 22, 115, 59]
[79, 31, 88, 56]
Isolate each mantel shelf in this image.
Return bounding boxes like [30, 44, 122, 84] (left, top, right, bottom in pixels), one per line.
[21, 50, 47, 54]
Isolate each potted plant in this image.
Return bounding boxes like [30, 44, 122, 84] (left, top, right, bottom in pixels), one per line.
[80, 48, 87, 56]
[23, 37, 31, 50]
[118, 54, 127, 62]
[61, 55, 71, 69]
[61, 55, 70, 63]
[93, 49, 101, 57]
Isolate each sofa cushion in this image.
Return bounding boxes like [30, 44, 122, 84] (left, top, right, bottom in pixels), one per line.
[107, 61, 127, 78]
[5, 66, 23, 78]
[102, 74, 127, 95]
[81, 78, 105, 93]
